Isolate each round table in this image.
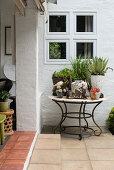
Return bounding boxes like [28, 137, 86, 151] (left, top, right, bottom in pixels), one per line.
[0, 109, 14, 135]
[49, 96, 107, 140]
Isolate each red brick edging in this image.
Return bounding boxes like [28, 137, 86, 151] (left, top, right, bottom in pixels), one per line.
[0, 131, 36, 170]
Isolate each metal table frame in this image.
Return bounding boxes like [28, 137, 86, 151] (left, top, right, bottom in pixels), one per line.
[49, 96, 106, 140]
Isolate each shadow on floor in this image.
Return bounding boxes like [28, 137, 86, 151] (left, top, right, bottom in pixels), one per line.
[0, 136, 10, 152]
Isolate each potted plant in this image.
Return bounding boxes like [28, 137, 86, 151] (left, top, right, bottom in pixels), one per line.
[89, 57, 113, 89]
[106, 107, 114, 135]
[52, 68, 73, 85]
[90, 88, 100, 100]
[0, 90, 10, 112]
[70, 57, 91, 87]
[54, 81, 66, 98]
[69, 57, 91, 98]
[52, 68, 74, 96]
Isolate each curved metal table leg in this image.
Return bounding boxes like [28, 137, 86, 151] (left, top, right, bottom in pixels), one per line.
[82, 102, 89, 131]
[79, 102, 83, 140]
[53, 100, 68, 133]
[92, 101, 103, 136]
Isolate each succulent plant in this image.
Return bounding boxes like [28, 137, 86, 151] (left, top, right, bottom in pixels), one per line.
[89, 57, 112, 75]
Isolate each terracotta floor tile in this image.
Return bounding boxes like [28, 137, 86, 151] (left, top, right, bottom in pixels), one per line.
[28, 164, 61, 170]
[85, 139, 114, 149]
[35, 138, 60, 150]
[1, 164, 24, 170]
[91, 161, 114, 170]
[38, 134, 60, 140]
[62, 149, 89, 161]
[0, 150, 10, 160]
[88, 149, 114, 160]
[17, 135, 34, 142]
[62, 161, 92, 170]
[61, 138, 85, 149]
[7, 149, 29, 160]
[30, 149, 61, 164]
[14, 131, 36, 135]
[4, 141, 15, 150]
[8, 135, 19, 142]
[4, 159, 25, 165]
[13, 141, 32, 150]
[0, 159, 4, 164]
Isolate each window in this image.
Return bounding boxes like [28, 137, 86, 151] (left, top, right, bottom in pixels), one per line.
[75, 13, 96, 34]
[46, 12, 69, 35]
[75, 40, 97, 59]
[45, 12, 97, 63]
[45, 12, 69, 64]
[49, 42, 66, 59]
[49, 15, 66, 32]
[46, 40, 69, 62]
[77, 16, 93, 32]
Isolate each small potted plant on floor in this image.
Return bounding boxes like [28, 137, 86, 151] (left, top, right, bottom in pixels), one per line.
[89, 57, 113, 90]
[0, 90, 10, 112]
[106, 107, 114, 135]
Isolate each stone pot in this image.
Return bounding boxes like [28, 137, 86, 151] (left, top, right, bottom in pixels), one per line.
[96, 92, 101, 100]
[91, 75, 105, 90]
[0, 102, 8, 112]
[56, 91, 63, 98]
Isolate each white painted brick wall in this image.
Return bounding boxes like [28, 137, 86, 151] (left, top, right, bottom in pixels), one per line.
[16, 8, 40, 131]
[38, 0, 114, 127]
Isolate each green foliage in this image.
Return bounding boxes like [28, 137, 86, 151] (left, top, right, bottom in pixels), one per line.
[89, 57, 112, 75]
[106, 107, 114, 132]
[53, 68, 72, 79]
[49, 43, 61, 59]
[0, 90, 11, 102]
[70, 57, 91, 85]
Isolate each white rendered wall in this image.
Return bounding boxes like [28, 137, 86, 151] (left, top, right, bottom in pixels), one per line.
[38, 0, 114, 127]
[16, 7, 41, 131]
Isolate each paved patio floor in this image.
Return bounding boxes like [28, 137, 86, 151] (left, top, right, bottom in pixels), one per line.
[28, 127, 114, 170]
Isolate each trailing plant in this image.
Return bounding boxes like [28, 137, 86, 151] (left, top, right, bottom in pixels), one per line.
[0, 90, 11, 102]
[89, 57, 113, 75]
[106, 107, 114, 135]
[70, 57, 91, 86]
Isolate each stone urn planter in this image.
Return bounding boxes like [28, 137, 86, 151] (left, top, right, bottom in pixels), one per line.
[91, 75, 105, 90]
[71, 80, 88, 99]
[89, 57, 113, 90]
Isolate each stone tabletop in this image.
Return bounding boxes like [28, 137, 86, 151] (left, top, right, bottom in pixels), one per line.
[48, 96, 107, 103]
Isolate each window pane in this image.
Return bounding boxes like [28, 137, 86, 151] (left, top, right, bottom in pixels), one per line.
[77, 16, 93, 32]
[49, 42, 66, 59]
[49, 15, 66, 32]
[77, 43, 93, 59]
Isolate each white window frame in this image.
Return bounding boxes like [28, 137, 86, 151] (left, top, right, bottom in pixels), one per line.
[46, 12, 70, 35]
[45, 11, 97, 64]
[74, 12, 97, 35]
[74, 39, 97, 59]
[45, 40, 70, 64]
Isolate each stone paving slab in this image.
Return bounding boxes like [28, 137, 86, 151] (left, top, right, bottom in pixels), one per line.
[28, 129, 114, 170]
